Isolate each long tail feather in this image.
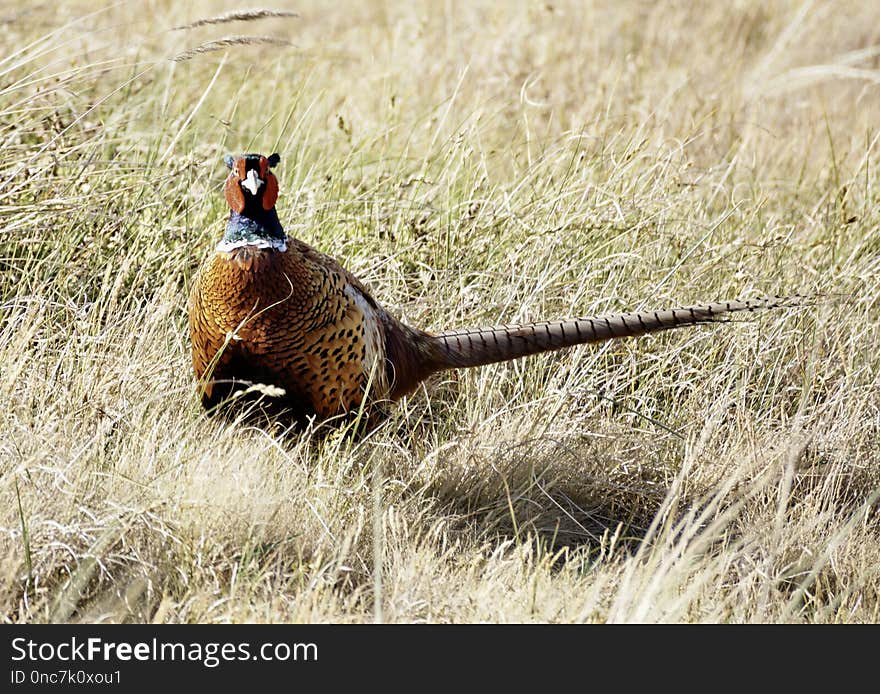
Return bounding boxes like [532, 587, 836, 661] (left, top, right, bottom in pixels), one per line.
[428, 295, 807, 370]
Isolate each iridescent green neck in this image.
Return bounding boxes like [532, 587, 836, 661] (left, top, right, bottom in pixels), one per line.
[219, 208, 286, 251]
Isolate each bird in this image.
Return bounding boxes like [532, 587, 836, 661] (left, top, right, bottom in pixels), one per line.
[188, 152, 804, 427]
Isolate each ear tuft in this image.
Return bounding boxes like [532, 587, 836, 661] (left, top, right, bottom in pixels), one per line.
[267, 153, 281, 168]
[223, 154, 235, 169]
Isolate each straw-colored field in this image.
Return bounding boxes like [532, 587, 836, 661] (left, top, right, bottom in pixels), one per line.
[1, 0, 878, 622]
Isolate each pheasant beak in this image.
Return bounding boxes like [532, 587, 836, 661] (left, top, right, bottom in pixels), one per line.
[241, 168, 264, 196]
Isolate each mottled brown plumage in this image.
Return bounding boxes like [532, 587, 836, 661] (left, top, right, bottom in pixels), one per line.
[189, 152, 804, 425]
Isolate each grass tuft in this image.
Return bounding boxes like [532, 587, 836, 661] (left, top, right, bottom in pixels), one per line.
[172, 36, 295, 62]
[172, 9, 300, 32]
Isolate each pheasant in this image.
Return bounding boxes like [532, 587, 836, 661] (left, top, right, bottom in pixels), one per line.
[189, 152, 803, 425]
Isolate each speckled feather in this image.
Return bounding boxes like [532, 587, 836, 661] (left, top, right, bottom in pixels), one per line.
[190, 238, 406, 420]
[189, 152, 806, 425]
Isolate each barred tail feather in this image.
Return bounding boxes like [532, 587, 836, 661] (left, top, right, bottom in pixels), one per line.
[428, 295, 807, 371]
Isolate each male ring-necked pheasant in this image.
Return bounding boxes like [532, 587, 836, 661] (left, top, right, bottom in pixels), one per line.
[188, 152, 802, 425]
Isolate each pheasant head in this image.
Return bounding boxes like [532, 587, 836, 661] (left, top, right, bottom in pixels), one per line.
[219, 153, 286, 251]
[223, 152, 281, 213]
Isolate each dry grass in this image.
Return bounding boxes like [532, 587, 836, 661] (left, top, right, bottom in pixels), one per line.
[1, 0, 879, 623]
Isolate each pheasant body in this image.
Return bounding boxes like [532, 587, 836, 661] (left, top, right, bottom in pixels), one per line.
[189, 153, 802, 424]
[190, 237, 398, 419]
